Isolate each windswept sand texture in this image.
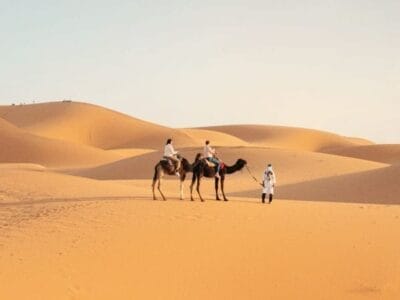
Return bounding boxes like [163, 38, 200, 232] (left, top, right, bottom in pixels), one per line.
[0, 101, 399, 299]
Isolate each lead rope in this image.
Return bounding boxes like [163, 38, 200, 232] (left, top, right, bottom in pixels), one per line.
[245, 165, 263, 187]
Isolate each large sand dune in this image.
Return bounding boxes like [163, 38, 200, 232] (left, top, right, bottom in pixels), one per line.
[200, 125, 373, 152]
[72, 146, 386, 184]
[233, 164, 400, 204]
[0, 102, 195, 149]
[0, 117, 123, 167]
[323, 144, 400, 164]
[277, 164, 400, 204]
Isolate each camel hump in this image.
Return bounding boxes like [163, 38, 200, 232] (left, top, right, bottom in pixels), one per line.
[161, 157, 174, 167]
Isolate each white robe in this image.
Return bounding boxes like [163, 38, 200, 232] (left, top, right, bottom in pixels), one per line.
[262, 169, 276, 194]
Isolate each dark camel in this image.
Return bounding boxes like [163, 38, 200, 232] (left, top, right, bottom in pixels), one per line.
[190, 153, 247, 202]
[152, 155, 192, 200]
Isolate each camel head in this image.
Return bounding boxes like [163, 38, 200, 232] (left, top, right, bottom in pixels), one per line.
[235, 158, 247, 170]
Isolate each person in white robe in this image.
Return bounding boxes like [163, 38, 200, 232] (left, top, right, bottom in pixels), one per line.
[262, 164, 276, 204]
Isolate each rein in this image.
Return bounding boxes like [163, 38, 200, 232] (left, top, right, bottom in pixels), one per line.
[245, 165, 263, 187]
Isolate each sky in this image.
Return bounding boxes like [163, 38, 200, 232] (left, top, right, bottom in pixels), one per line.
[1, 0, 399, 143]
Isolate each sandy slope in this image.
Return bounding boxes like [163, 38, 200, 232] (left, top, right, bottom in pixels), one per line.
[0, 118, 123, 167]
[276, 164, 400, 204]
[200, 125, 372, 152]
[69, 146, 390, 204]
[346, 137, 375, 146]
[0, 165, 148, 204]
[72, 147, 386, 184]
[232, 164, 400, 204]
[0, 197, 399, 300]
[106, 148, 156, 157]
[180, 128, 249, 147]
[0, 102, 196, 149]
[323, 144, 400, 164]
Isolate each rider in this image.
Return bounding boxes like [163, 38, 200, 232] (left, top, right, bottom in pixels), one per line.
[164, 138, 180, 176]
[204, 140, 221, 178]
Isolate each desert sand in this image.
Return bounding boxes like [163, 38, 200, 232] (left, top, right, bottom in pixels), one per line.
[0, 101, 399, 299]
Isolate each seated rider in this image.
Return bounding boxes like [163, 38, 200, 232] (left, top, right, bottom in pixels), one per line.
[204, 140, 221, 178]
[164, 138, 180, 176]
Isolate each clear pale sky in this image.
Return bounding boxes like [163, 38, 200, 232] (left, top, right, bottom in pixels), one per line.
[1, 0, 399, 143]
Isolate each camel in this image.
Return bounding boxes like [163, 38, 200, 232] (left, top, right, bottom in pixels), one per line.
[190, 153, 247, 202]
[152, 155, 192, 200]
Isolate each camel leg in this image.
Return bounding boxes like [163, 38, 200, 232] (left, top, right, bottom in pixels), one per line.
[180, 173, 186, 200]
[152, 166, 159, 200]
[221, 177, 228, 201]
[157, 177, 166, 201]
[180, 180, 184, 200]
[190, 174, 196, 201]
[215, 177, 221, 200]
[152, 179, 157, 200]
[196, 177, 204, 202]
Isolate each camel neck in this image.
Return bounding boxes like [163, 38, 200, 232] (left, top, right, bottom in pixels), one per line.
[225, 162, 243, 174]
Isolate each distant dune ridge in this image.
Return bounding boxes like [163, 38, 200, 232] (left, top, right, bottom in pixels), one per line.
[0, 101, 196, 149]
[0, 117, 123, 167]
[200, 124, 373, 151]
[1, 100, 399, 300]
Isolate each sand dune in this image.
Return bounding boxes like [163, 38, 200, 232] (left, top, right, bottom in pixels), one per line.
[71, 146, 389, 204]
[106, 148, 156, 157]
[323, 144, 400, 164]
[277, 164, 400, 204]
[0, 101, 195, 149]
[0, 165, 147, 204]
[345, 136, 375, 146]
[200, 125, 373, 152]
[72, 146, 386, 185]
[0, 117, 124, 167]
[233, 164, 400, 204]
[180, 128, 249, 147]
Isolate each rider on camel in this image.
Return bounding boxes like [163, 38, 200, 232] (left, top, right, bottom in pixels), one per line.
[203, 140, 221, 178]
[164, 138, 180, 176]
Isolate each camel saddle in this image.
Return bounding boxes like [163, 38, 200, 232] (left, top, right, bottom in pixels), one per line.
[203, 158, 216, 167]
[162, 156, 178, 169]
[203, 158, 225, 170]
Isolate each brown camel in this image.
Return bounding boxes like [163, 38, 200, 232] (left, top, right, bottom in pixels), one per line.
[190, 153, 247, 202]
[152, 155, 192, 200]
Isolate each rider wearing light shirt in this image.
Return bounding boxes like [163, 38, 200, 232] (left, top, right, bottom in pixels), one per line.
[164, 138, 180, 176]
[203, 140, 221, 178]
